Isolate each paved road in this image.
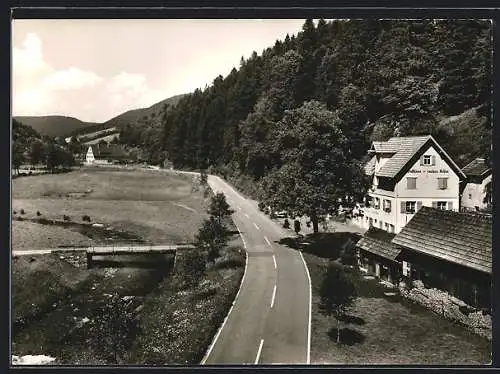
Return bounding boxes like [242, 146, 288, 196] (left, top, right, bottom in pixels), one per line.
[12, 244, 192, 257]
[199, 174, 311, 365]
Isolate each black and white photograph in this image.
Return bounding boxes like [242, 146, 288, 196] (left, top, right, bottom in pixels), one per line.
[11, 16, 492, 366]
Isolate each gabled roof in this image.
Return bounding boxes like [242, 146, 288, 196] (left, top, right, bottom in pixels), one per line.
[364, 135, 466, 181]
[392, 207, 492, 274]
[371, 141, 399, 154]
[356, 227, 401, 261]
[364, 156, 376, 176]
[89, 144, 127, 159]
[462, 158, 491, 178]
[376, 136, 431, 177]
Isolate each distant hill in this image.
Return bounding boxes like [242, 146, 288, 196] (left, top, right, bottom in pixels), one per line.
[102, 94, 186, 130]
[13, 116, 98, 138]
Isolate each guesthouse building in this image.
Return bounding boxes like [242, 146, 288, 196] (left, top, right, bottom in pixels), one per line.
[352, 135, 466, 234]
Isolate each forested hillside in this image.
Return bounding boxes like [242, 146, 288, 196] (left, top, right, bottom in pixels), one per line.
[13, 116, 98, 138]
[119, 19, 492, 183]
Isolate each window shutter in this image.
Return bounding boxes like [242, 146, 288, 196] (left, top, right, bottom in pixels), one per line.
[416, 201, 422, 211]
[401, 201, 406, 213]
[431, 155, 436, 166]
[420, 155, 424, 165]
[443, 178, 447, 189]
[432, 201, 438, 209]
[448, 201, 453, 211]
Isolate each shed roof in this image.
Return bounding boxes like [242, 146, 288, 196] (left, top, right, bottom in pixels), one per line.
[462, 158, 491, 178]
[392, 207, 492, 274]
[356, 227, 401, 261]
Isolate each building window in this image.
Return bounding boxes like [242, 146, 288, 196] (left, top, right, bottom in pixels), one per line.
[437, 201, 447, 210]
[383, 199, 391, 213]
[469, 193, 472, 200]
[373, 197, 380, 209]
[437, 178, 448, 190]
[405, 201, 416, 214]
[423, 155, 432, 165]
[407, 177, 417, 190]
[384, 222, 389, 231]
[389, 224, 395, 233]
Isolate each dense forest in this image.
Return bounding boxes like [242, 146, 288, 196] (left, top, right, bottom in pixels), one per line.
[119, 19, 491, 185]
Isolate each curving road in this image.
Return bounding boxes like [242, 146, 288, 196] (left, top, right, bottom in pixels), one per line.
[200, 174, 311, 365]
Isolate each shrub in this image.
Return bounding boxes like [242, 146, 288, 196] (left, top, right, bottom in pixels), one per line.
[294, 219, 301, 235]
[195, 217, 228, 263]
[207, 192, 234, 225]
[82, 215, 91, 222]
[38, 218, 50, 224]
[176, 249, 207, 288]
[63, 215, 71, 221]
[200, 170, 208, 185]
[319, 263, 358, 345]
[258, 202, 266, 211]
[87, 292, 138, 364]
[270, 211, 277, 219]
[340, 239, 357, 266]
[283, 219, 290, 229]
[20, 209, 25, 215]
[36, 211, 42, 216]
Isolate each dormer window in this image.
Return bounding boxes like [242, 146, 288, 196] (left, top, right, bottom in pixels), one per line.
[423, 155, 431, 165]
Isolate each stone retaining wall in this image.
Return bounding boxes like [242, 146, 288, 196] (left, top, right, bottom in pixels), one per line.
[399, 280, 491, 340]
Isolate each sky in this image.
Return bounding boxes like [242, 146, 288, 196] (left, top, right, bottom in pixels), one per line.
[12, 19, 306, 123]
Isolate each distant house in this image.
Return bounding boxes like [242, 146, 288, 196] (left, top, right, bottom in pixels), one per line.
[85, 144, 128, 165]
[352, 135, 466, 234]
[460, 158, 492, 212]
[392, 207, 491, 309]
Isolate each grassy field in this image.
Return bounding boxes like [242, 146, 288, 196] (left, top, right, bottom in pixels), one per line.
[12, 220, 92, 250]
[298, 233, 491, 365]
[11, 169, 247, 365]
[12, 168, 208, 249]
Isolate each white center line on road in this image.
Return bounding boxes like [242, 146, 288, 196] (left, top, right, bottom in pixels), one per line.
[272, 254, 277, 269]
[244, 213, 250, 218]
[255, 339, 264, 364]
[264, 236, 271, 246]
[253, 222, 260, 230]
[270, 284, 277, 308]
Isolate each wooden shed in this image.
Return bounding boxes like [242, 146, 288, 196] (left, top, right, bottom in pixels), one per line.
[392, 207, 491, 308]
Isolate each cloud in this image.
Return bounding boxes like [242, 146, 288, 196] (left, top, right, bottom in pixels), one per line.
[12, 33, 167, 122]
[41, 67, 103, 91]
